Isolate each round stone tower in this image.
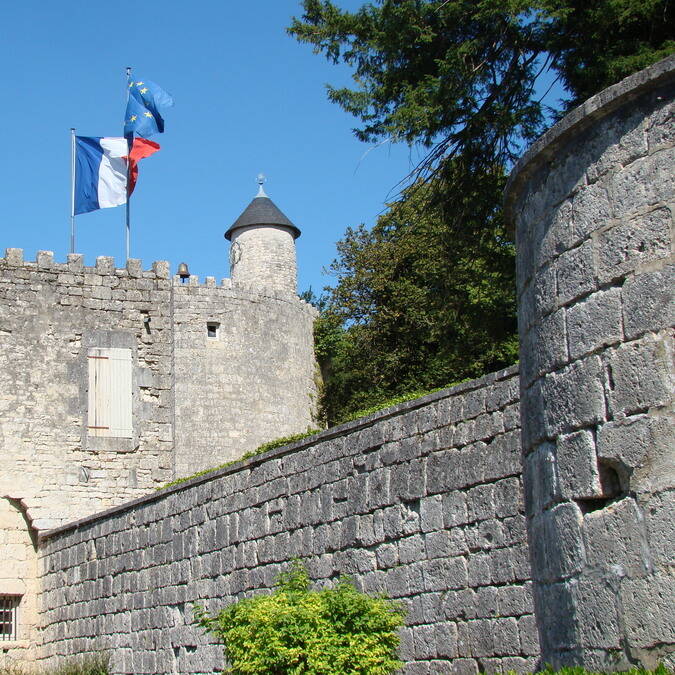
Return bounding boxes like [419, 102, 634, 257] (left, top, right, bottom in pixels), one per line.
[225, 177, 301, 294]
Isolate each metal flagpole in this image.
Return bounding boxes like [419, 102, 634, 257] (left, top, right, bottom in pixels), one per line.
[70, 128, 76, 254]
[125, 66, 132, 260]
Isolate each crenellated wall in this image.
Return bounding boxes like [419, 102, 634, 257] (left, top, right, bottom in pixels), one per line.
[37, 367, 539, 675]
[506, 55, 674, 670]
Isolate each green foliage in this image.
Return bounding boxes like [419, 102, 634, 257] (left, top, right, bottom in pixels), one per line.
[289, 0, 673, 176]
[0, 654, 109, 675]
[158, 429, 321, 490]
[290, 0, 672, 425]
[194, 561, 405, 675]
[314, 170, 518, 425]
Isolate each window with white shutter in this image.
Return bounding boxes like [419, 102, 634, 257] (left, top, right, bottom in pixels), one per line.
[87, 348, 133, 438]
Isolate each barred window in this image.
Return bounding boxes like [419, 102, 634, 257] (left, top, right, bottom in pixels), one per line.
[0, 595, 20, 641]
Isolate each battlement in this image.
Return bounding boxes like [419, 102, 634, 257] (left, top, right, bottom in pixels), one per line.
[1, 248, 316, 315]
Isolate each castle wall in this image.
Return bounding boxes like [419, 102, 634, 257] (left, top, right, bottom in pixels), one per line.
[172, 279, 318, 475]
[37, 366, 539, 675]
[0, 252, 176, 531]
[506, 56, 674, 670]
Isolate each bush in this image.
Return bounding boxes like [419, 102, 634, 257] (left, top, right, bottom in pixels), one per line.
[194, 561, 405, 674]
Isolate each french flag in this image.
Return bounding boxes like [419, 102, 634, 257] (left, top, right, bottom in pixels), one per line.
[74, 136, 159, 215]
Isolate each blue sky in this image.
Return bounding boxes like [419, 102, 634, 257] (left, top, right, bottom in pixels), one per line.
[0, 1, 423, 295]
[1, 2, 564, 296]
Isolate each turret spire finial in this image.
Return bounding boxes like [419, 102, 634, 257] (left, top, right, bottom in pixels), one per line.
[256, 173, 267, 197]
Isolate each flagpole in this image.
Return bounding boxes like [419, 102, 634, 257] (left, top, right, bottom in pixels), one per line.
[70, 128, 76, 254]
[125, 66, 132, 260]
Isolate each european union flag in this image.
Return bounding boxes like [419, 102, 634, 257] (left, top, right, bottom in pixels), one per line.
[124, 78, 173, 139]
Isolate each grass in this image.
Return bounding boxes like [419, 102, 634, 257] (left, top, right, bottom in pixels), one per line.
[0, 653, 108, 675]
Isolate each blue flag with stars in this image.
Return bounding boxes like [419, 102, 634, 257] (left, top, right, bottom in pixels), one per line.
[124, 77, 173, 139]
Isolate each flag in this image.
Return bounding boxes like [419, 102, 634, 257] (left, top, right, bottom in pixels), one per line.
[124, 77, 173, 139]
[74, 136, 160, 215]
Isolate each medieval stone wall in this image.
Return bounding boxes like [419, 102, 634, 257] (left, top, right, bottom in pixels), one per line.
[506, 55, 674, 670]
[37, 366, 539, 675]
[0, 252, 176, 531]
[172, 278, 318, 475]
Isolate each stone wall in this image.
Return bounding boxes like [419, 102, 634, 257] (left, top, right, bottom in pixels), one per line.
[506, 56, 674, 670]
[0, 251, 318, 530]
[37, 366, 539, 674]
[172, 279, 318, 475]
[0, 252, 176, 531]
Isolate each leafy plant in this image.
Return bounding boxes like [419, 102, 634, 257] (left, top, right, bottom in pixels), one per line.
[194, 561, 405, 674]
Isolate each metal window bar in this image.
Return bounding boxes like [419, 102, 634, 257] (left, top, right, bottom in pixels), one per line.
[0, 595, 19, 641]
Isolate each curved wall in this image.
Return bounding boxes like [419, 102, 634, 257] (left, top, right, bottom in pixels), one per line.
[506, 56, 674, 670]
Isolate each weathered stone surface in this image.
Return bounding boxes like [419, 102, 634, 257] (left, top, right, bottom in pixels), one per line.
[566, 287, 623, 360]
[622, 263, 675, 340]
[606, 337, 672, 416]
[32, 368, 536, 674]
[556, 430, 601, 500]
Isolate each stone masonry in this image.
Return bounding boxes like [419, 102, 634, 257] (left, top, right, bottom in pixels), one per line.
[38, 366, 538, 675]
[0, 190, 319, 664]
[506, 56, 674, 670]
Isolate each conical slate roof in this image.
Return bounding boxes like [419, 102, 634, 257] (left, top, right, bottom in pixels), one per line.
[225, 195, 301, 240]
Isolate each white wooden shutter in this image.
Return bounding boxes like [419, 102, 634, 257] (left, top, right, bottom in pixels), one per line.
[87, 348, 133, 438]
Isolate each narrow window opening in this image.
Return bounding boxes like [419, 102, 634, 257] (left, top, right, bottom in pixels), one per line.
[0, 595, 20, 641]
[207, 322, 220, 339]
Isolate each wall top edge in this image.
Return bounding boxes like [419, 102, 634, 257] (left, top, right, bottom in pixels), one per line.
[503, 54, 675, 225]
[38, 363, 519, 542]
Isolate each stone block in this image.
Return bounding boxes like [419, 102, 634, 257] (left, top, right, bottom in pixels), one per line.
[434, 621, 458, 658]
[597, 207, 672, 284]
[541, 355, 606, 437]
[555, 240, 596, 306]
[493, 477, 523, 518]
[532, 580, 578, 653]
[520, 379, 547, 451]
[583, 497, 650, 578]
[126, 259, 143, 278]
[529, 503, 584, 582]
[517, 615, 540, 656]
[597, 414, 674, 493]
[622, 263, 674, 340]
[570, 182, 612, 246]
[523, 442, 558, 516]
[606, 337, 672, 416]
[442, 491, 468, 528]
[566, 287, 623, 360]
[4, 247, 23, 264]
[37, 250, 54, 268]
[423, 556, 468, 592]
[611, 148, 675, 219]
[95, 256, 115, 274]
[556, 430, 602, 500]
[621, 573, 675, 648]
[466, 484, 495, 523]
[644, 490, 675, 566]
[497, 584, 533, 617]
[67, 253, 84, 270]
[425, 529, 467, 559]
[391, 458, 425, 502]
[420, 495, 443, 532]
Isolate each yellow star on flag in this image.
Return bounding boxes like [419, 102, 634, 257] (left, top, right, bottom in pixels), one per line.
[143, 111, 153, 118]
[136, 81, 144, 86]
[140, 87, 148, 94]
[128, 81, 134, 88]
[130, 114, 137, 122]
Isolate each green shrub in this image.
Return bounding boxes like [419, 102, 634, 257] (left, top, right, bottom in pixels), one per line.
[194, 561, 405, 674]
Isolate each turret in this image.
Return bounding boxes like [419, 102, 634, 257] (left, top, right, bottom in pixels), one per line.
[225, 176, 300, 294]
